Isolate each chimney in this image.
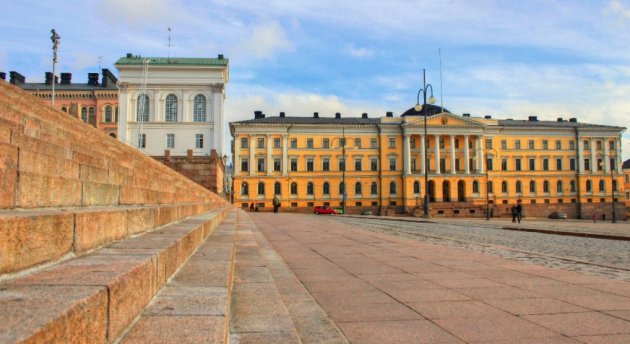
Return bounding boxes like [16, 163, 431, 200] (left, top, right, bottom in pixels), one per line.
[126, 53, 133, 58]
[9, 71, 25, 84]
[335, 112, 341, 119]
[218, 54, 224, 59]
[484, 115, 492, 119]
[386, 111, 393, 117]
[0, 72, 5, 81]
[557, 117, 563, 122]
[45, 72, 58, 85]
[528, 116, 538, 122]
[569, 118, 577, 123]
[87, 73, 99, 85]
[313, 112, 319, 118]
[60, 73, 72, 84]
[361, 112, 368, 119]
[279, 111, 285, 118]
[101, 69, 117, 88]
[254, 110, 264, 119]
[463, 113, 470, 117]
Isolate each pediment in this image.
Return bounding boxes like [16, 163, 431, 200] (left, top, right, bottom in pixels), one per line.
[405, 112, 484, 128]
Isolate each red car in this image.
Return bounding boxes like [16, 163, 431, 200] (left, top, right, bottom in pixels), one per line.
[313, 206, 338, 215]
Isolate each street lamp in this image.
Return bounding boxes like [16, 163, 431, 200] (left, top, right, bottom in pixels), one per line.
[50, 29, 60, 107]
[477, 147, 497, 220]
[600, 156, 617, 223]
[332, 128, 356, 215]
[414, 69, 437, 218]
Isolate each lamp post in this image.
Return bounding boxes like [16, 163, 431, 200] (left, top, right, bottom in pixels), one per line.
[477, 148, 497, 220]
[332, 128, 356, 215]
[414, 69, 437, 218]
[600, 156, 617, 223]
[50, 29, 60, 107]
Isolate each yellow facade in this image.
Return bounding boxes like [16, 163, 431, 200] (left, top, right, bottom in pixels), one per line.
[230, 112, 626, 219]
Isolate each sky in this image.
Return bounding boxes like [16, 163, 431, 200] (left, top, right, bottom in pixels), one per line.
[1, 0, 630, 161]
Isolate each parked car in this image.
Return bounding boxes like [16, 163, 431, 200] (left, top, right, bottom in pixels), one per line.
[314, 205, 338, 215]
[548, 212, 568, 219]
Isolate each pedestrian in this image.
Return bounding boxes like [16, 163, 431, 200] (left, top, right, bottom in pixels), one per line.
[249, 203, 254, 212]
[592, 214, 596, 223]
[255, 205, 259, 212]
[515, 200, 523, 223]
[602, 213, 606, 221]
[272, 196, 280, 213]
[510, 204, 517, 223]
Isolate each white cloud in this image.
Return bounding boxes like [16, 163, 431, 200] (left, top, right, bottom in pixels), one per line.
[345, 45, 375, 58]
[236, 21, 294, 60]
[604, 0, 630, 20]
[96, 0, 190, 28]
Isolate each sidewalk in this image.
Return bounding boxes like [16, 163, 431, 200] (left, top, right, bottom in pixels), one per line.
[344, 214, 630, 240]
[250, 213, 630, 343]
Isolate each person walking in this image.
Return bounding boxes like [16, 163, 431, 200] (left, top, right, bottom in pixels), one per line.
[592, 214, 597, 223]
[272, 196, 280, 213]
[515, 200, 523, 223]
[510, 204, 517, 223]
[249, 203, 254, 212]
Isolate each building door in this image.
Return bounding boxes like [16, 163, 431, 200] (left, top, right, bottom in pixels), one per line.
[443, 181, 451, 202]
[428, 181, 436, 202]
[458, 180, 466, 201]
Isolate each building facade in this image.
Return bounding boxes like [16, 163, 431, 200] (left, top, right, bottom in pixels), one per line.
[7, 70, 119, 137]
[116, 54, 229, 156]
[624, 159, 630, 219]
[230, 108, 626, 219]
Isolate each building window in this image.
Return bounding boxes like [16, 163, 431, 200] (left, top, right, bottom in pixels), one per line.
[137, 133, 146, 148]
[355, 182, 362, 195]
[613, 180, 617, 191]
[529, 180, 536, 193]
[599, 180, 605, 192]
[258, 182, 265, 195]
[486, 158, 493, 171]
[413, 181, 420, 194]
[543, 180, 549, 193]
[570, 180, 576, 192]
[241, 137, 248, 148]
[542, 140, 548, 150]
[528, 140, 535, 149]
[307, 138, 313, 149]
[371, 182, 378, 195]
[323, 182, 330, 195]
[556, 158, 562, 170]
[410, 138, 416, 149]
[584, 159, 590, 171]
[355, 139, 362, 149]
[339, 138, 346, 148]
[515, 158, 522, 171]
[488, 181, 493, 193]
[389, 137, 396, 148]
[586, 180, 592, 192]
[610, 140, 616, 150]
[501, 140, 507, 150]
[596, 141, 602, 150]
[193, 94, 207, 122]
[583, 140, 589, 149]
[411, 158, 417, 172]
[81, 107, 88, 122]
[339, 158, 345, 171]
[339, 182, 345, 195]
[307, 158, 314, 172]
[516, 181, 522, 193]
[501, 181, 508, 193]
[104, 106, 112, 122]
[323, 138, 330, 149]
[61, 106, 68, 113]
[291, 182, 298, 195]
[371, 157, 378, 171]
[241, 158, 248, 172]
[515, 140, 521, 149]
[136, 94, 150, 122]
[290, 138, 297, 148]
[371, 138, 377, 149]
[555, 140, 561, 150]
[610, 158, 616, 170]
[543, 158, 549, 171]
[165, 94, 178, 122]
[501, 158, 508, 171]
[389, 181, 397, 194]
[485, 138, 493, 149]
[273, 138, 281, 148]
[355, 158, 362, 171]
[114, 106, 119, 122]
[241, 182, 249, 196]
[439, 139, 445, 149]
[274, 182, 281, 195]
[290, 158, 298, 171]
[455, 139, 460, 149]
[257, 157, 265, 172]
[323, 158, 330, 171]
[472, 180, 479, 193]
[597, 158, 603, 171]
[195, 134, 204, 148]
[166, 133, 175, 149]
[557, 180, 563, 193]
[570, 158, 576, 171]
[389, 158, 396, 171]
[274, 158, 281, 172]
[569, 140, 575, 149]
[529, 158, 535, 171]
[257, 138, 265, 148]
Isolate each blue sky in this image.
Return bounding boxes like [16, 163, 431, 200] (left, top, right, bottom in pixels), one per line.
[1, 0, 630, 160]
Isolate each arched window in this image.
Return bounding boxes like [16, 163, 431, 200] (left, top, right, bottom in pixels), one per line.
[472, 180, 479, 193]
[165, 94, 178, 122]
[193, 94, 207, 122]
[274, 182, 281, 195]
[257, 182, 265, 195]
[529, 180, 536, 193]
[241, 182, 249, 195]
[323, 182, 330, 195]
[104, 106, 112, 123]
[355, 182, 362, 195]
[371, 182, 378, 195]
[81, 107, 88, 122]
[307, 182, 314, 195]
[501, 181, 508, 193]
[389, 181, 397, 194]
[543, 180, 549, 193]
[516, 181, 522, 193]
[88, 107, 95, 122]
[557, 180, 563, 193]
[413, 181, 420, 194]
[570, 180, 576, 192]
[339, 182, 345, 195]
[114, 106, 119, 122]
[136, 93, 149, 121]
[599, 180, 605, 192]
[586, 180, 592, 192]
[290, 182, 298, 195]
[61, 106, 68, 113]
[487, 181, 493, 193]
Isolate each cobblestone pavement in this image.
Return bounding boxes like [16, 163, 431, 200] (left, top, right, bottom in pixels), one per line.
[331, 217, 630, 281]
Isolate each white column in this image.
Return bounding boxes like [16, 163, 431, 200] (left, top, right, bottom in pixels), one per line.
[234, 135, 240, 176]
[604, 138, 610, 173]
[282, 134, 288, 176]
[476, 136, 483, 173]
[434, 134, 441, 174]
[420, 135, 426, 174]
[213, 89, 225, 154]
[577, 135, 584, 173]
[590, 137, 596, 173]
[464, 135, 470, 174]
[249, 136, 255, 176]
[450, 135, 456, 174]
[266, 134, 272, 175]
[403, 134, 411, 175]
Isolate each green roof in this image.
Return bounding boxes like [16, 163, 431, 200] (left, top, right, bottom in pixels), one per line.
[115, 56, 228, 66]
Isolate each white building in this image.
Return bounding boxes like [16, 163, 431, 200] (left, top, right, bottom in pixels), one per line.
[116, 54, 229, 156]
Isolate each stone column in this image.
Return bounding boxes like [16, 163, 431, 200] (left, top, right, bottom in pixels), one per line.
[234, 135, 240, 176]
[249, 136, 255, 176]
[604, 138, 610, 173]
[434, 134, 441, 174]
[403, 133, 411, 175]
[476, 135, 484, 173]
[450, 135, 456, 174]
[266, 134, 272, 175]
[577, 134, 584, 173]
[464, 135, 470, 174]
[420, 135, 426, 174]
[590, 137, 596, 173]
[282, 134, 288, 176]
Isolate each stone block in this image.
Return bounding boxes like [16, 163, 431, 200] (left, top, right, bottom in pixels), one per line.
[120, 315, 226, 344]
[0, 126, 11, 144]
[74, 209, 128, 254]
[127, 207, 156, 235]
[19, 148, 80, 179]
[0, 285, 107, 344]
[79, 164, 109, 183]
[0, 213, 74, 274]
[0, 143, 17, 209]
[18, 172, 82, 208]
[82, 181, 119, 206]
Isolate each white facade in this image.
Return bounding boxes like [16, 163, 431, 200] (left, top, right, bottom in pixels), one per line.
[116, 56, 229, 156]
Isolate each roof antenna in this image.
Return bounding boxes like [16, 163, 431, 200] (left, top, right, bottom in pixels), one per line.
[439, 48, 444, 113]
[97, 56, 103, 70]
[167, 27, 172, 59]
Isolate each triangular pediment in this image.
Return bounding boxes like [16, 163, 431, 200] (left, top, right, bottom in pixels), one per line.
[405, 112, 485, 127]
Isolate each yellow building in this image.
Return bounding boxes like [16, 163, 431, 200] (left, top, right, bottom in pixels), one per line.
[624, 159, 630, 219]
[230, 107, 626, 219]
